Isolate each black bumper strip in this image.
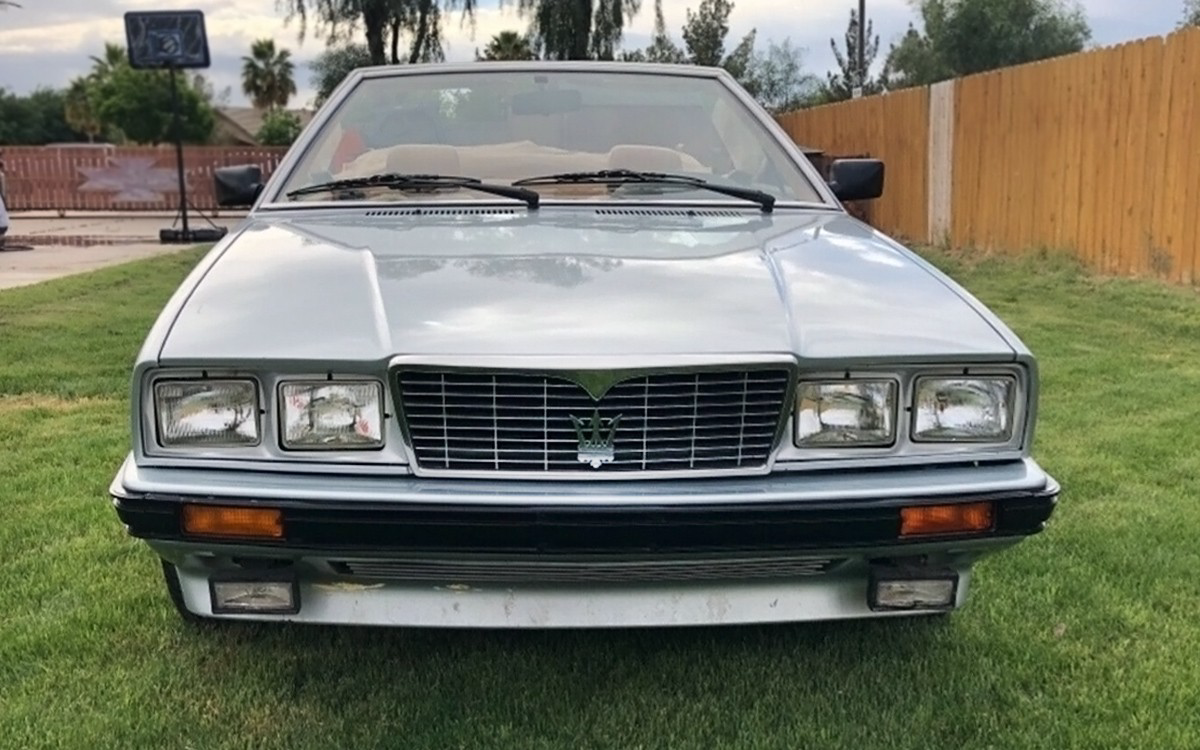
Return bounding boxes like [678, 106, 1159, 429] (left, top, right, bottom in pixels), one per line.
[112, 481, 1059, 555]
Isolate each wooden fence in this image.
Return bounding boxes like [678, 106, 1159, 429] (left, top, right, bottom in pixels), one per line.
[778, 28, 1200, 284]
[777, 86, 931, 242]
[0, 145, 289, 213]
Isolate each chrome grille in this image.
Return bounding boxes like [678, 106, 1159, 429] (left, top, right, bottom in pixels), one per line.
[331, 556, 842, 583]
[397, 369, 791, 474]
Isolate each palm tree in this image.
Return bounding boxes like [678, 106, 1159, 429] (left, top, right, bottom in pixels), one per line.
[89, 43, 127, 78]
[64, 78, 104, 142]
[478, 30, 536, 60]
[241, 39, 297, 111]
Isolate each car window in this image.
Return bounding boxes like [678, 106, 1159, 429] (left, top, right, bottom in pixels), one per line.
[279, 70, 823, 204]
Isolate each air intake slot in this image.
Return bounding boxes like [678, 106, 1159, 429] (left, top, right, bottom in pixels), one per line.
[363, 208, 521, 217]
[594, 208, 746, 218]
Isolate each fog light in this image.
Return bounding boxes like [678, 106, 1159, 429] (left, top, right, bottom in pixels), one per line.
[869, 568, 958, 611]
[210, 577, 299, 615]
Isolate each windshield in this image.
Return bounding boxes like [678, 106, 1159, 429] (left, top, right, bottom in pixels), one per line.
[278, 69, 823, 205]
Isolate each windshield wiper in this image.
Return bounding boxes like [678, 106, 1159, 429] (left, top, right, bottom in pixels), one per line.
[511, 169, 776, 213]
[286, 173, 540, 209]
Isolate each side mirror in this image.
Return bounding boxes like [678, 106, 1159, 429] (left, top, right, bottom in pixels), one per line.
[214, 165, 264, 207]
[828, 159, 885, 202]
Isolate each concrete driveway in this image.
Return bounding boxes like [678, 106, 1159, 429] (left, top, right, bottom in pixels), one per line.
[0, 212, 241, 291]
[0, 242, 198, 291]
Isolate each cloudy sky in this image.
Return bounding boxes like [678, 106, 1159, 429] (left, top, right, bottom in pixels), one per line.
[0, 0, 1184, 108]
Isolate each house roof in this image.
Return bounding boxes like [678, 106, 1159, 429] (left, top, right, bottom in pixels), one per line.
[214, 107, 315, 145]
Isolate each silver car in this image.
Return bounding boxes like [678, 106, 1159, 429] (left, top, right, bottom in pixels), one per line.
[109, 62, 1058, 628]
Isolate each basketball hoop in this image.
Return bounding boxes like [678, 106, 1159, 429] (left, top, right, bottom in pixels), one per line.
[124, 10, 227, 244]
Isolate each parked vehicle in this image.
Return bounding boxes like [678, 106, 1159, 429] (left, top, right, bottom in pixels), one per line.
[110, 62, 1058, 627]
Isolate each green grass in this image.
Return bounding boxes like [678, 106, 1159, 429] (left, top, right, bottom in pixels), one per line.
[3, 246, 1200, 748]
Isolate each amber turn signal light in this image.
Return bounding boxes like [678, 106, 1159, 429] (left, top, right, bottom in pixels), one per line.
[182, 504, 284, 539]
[900, 501, 994, 537]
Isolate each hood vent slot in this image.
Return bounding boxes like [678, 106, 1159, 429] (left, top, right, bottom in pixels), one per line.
[363, 208, 520, 217]
[594, 208, 745, 218]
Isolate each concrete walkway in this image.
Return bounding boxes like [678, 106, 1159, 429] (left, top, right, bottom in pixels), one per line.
[0, 242, 199, 291]
[0, 211, 243, 291]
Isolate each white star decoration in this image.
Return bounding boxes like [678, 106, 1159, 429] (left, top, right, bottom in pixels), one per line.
[78, 158, 187, 203]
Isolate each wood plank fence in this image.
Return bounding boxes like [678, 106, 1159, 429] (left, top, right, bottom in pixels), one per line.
[777, 86, 931, 242]
[777, 28, 1200, 284]
[0, 145, 289, 213]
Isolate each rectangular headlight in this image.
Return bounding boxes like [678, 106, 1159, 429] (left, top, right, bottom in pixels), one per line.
[913, 376, 1016, 443]
[280, 381, 384, 449]
[795, 380, 897, 447]
[154, 379, 259, 447]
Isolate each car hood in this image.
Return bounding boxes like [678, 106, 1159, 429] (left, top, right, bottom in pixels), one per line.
[158, 208, 1015, 366]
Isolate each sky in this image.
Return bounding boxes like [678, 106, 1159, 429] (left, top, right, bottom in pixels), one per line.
[0, 0, 1184, 108]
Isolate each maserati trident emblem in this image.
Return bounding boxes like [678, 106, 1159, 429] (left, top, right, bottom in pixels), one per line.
[569, 409, 622, 468]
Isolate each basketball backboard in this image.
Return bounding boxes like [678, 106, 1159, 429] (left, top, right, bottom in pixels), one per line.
[124, 10, 211, 70]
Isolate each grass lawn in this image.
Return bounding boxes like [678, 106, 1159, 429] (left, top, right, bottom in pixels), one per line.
[2, 246, 1199, 749]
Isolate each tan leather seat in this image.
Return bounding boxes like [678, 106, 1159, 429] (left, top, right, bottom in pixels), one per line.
[607, 145, 685, 173]
[385, 145, 463, 175]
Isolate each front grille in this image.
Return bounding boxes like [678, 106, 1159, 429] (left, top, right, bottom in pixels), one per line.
[331, 556, 843, 583]
[397, 369, 791, 474]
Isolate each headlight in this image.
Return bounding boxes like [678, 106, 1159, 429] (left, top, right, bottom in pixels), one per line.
[280, 381, 384, 449]
[795, 380, 897, 447]
[913, 376, 1015, 442]
[155, 380, 260, 447]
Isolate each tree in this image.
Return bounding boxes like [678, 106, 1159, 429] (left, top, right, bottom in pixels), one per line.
[720, 27, 756, 82]
[61, 43, 134, 144]
[278, 0, 475, 66]
[0, 88, 85, 144]
[61, 44, 127, 143]
[884, 0, 1090, 89]
[69, 43, 198, 144]
[310, 42, 374, 105]
[883, 24, 951, 89]
[645, 0, 686, 62]
[512, 0, 641, 61]
[815, 8, 881, 103]
[92, 63, 215, 144]
[89, 42, 127, 80]
[1183, 0, 1200, 27]
[242, 39, 297, 111]
[63, 79, 104, 142]
[257, 110, 304, 145]
[477, 30, 537, 60]
[738, 39, 818, 113]
[192, 73, 233, 107]
[681, 0, 731, 66]
[614, 0, 813, 112]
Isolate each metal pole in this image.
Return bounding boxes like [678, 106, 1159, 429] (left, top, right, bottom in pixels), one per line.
[169, 65, 189, 238]
[857, 0, 866, 90]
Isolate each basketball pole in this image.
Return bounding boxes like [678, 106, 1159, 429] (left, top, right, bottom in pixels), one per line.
[168, 64, 190, 239]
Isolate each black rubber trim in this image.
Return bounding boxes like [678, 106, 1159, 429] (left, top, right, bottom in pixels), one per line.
[112, 480, 1058, 555]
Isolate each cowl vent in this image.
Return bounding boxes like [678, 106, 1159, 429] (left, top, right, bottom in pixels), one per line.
[363, 208, 521, 217]
[593, 207, 745, 218]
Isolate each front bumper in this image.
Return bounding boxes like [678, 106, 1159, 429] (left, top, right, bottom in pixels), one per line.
[110, 456, 1059, 627]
